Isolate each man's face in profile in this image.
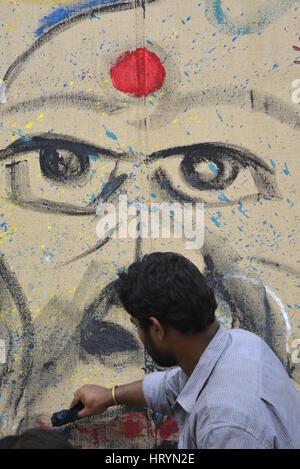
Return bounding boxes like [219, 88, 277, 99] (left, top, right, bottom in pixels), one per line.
[143, 331, 178, 369]
[130, 316, 177, 368]
[0, 0, 299, 442]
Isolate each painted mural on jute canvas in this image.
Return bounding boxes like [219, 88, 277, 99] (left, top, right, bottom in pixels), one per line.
[0, 0, 299, 448]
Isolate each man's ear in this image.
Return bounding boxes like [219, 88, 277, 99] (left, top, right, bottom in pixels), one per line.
[149, 316, 165, 341]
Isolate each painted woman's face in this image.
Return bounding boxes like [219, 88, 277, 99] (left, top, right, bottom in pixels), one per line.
[0, 0, 299, 445]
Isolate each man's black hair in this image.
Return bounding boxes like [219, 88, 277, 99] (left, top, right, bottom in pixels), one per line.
[0, 428, 73, 449]
[115, 252, 218, 333]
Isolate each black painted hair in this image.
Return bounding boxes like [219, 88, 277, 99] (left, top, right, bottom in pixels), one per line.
[0, 428, 73, 449]
[115, 252, 218, 333]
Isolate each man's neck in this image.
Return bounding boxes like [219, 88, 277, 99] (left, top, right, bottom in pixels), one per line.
[176, 321, 220, 376]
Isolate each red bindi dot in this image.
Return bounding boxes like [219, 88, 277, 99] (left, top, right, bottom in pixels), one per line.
[110, 47, 166, 98]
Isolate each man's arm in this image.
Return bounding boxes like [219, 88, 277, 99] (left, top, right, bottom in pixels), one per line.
[70, 380, 146, 418]
[198, 426, 268, 449]
[71, 368, 182, 419]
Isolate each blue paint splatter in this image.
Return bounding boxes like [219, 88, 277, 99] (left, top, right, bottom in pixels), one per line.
[238, 201, 249, 218]
[155, 412, 164, 425]
[283, 162, 290, 176]
[103, 125, 118, 141]
[129, 146, 135, 157]
[208, 162, 218, 174]
[89, 154, 98, 162]
[218, 193, 230, 203]
[16, 130, 32, 142]
[211, 216, 221, 228]
[0, 222, 7, 232]
[216, 110, 223, 122]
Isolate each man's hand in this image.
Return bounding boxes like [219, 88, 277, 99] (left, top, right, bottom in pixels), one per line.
[70, 380, 146, 419]
[70, 384, 114, 418]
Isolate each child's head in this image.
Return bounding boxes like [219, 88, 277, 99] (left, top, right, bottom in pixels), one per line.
[0, 428, 73, 449]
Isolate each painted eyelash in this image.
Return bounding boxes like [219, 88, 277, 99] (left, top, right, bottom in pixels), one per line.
[0, 133, 125, 162]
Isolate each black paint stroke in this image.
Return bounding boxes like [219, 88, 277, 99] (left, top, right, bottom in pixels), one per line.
[152, 167, 194, 203]
[253, 257, 300, 277]
[61, 225, 117, 266]
[78, 278, 139, 360]
[250, 90, 255, 110]
[0, 133, 128, 162]
[6, 160, 97, 216]
[1, 93, 127, 117]
[39, 147, 90, 185]
[0, 255, 34, 412]
[150, 142, 280, 207]
[181, 151, 238, 192]
[3, 0, 158, 90]
[141, 87, 300, 131]
[2, 134, 129, 216]
[91, 161, 128, 204]
[80, 319, 139, 356]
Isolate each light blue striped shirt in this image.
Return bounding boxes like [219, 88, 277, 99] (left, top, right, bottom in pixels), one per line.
[142, 325, 300, 449]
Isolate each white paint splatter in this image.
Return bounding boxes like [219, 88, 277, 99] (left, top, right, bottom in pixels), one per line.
[0, 340, 6, 365]
[0, 79, 7, 104]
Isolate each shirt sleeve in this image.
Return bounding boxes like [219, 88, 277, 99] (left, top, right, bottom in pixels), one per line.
[198, 426, 268, 449]
[142, 367, 182, 416]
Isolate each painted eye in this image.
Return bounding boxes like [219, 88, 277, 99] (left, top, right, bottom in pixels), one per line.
[0, 134, 128, 215]
[180, 146, 240, 192]
[150, 143, 279, 206]
[39, 148, 90, 184]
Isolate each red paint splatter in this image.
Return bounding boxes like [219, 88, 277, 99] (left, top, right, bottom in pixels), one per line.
[92, 428, 99, 446]
[35, 419, 50, 431]
[121, 411, 144, 438]
[110, 47, 166, 97]
[78, 426, 89, 434]
[293, 37, 300, 64]
[158, 418, 178, 439]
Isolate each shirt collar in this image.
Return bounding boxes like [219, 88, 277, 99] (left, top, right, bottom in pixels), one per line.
[174, 324, 229, 413]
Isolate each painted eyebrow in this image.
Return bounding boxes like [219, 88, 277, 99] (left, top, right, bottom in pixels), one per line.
[1, 93, 128, 118]
[0, 133, 130, 162]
